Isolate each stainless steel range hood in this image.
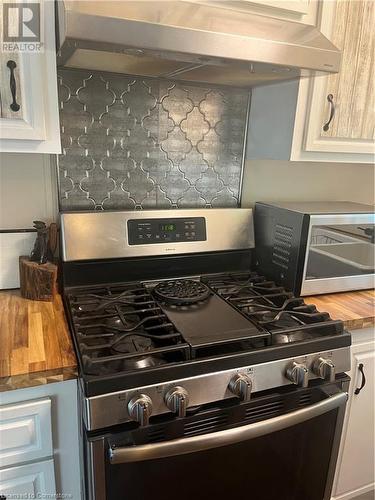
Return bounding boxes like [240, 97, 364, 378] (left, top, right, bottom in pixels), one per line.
[56, 1, 341, 87]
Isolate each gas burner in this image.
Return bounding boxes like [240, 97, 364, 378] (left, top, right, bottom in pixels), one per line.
[153, 279, 211, 305]
[111, 335, 165, 369]
[112, 334, 154, 354]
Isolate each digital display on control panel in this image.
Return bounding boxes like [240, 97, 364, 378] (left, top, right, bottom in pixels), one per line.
[159, 223, 176, 232]
[127, 217, 206, 245]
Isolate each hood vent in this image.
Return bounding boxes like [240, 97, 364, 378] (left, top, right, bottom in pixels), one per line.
[57, 1, 341, 88]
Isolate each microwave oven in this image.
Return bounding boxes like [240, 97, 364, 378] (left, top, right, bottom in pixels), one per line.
[254, 201, 375, 296]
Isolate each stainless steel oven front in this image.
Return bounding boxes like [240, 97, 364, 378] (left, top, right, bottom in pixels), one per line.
[84, 378, 349, 500]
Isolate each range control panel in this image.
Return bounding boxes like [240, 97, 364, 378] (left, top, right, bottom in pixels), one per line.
[84, 347, 350, 430]
[127, 217, 206, 245]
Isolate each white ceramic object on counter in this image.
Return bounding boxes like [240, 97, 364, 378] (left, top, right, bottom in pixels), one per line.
[0, 231, 35, 289]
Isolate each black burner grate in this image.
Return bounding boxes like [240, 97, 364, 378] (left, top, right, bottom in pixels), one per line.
[203, 272, 343, 343]
[66, 283, 190, 376]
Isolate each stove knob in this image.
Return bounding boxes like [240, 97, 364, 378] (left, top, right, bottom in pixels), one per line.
[165, 386, 189, 417]
[228, 373, 252, 401]
[313, 357, 335, 382]
[285, 361, 309, 388]
[128, 394, 153, 426]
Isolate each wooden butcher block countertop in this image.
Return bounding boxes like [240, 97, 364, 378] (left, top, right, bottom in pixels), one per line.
[0, 290, 77, 392]
[305, 289, 375, 331]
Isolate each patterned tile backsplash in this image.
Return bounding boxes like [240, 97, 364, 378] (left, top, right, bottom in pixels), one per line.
[57, 68, 249, 210]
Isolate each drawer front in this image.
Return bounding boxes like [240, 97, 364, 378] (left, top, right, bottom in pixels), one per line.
[0, 459, 56, 497]
[0, 399, 52, 468]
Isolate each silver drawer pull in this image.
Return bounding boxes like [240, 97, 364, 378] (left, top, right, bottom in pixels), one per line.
[109, 391, 347, 464]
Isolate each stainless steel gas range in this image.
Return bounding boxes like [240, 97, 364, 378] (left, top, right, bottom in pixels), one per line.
[60, 209, 351, 500]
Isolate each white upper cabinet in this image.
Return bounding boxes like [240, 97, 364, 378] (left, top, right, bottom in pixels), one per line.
[295, 0, 374, 161]
[247, 0, 374, 163]
[0, 0, 61, 153]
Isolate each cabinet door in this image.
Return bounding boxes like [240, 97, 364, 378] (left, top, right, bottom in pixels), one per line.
[0, 459, 56, 498]
[0, 0, 61, 153]
[333, 340, 375, 499]
[323, 1, 374, 143]
[0, 398, 53, 468]
[292, 0, 374, 162]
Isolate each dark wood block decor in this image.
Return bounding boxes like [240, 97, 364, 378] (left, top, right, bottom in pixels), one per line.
[19, 256, 58, 301]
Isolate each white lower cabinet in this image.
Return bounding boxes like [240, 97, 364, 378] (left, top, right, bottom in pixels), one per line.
[332, 328, 375, 500]
[0, 459, 56, 497]
[0, 379, 81, 500]
[0, 398, 52, 468]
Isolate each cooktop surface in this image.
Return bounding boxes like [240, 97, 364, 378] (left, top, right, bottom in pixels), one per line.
[64, 271, 348, 396]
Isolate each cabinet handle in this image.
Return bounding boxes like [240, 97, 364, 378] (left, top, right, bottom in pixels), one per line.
[7, 60, 20, 112]
[354, 363, 366, 395]
[322, 94, 335, 131]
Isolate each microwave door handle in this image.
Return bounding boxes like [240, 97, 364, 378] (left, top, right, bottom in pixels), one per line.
[109, 391, 347, 464]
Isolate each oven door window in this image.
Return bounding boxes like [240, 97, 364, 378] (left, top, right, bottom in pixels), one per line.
[90, 384, 347, 500]
[305, 224, 374, 279]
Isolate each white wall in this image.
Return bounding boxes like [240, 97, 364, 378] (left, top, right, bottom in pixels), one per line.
[241, 160, 375, 206]
[0, 153, 57, 229]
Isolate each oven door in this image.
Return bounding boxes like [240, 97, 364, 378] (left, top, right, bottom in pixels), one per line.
[86, 381, 348, 500]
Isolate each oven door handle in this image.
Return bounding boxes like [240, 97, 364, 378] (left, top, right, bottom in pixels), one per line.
[109, 391, 347, 464]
